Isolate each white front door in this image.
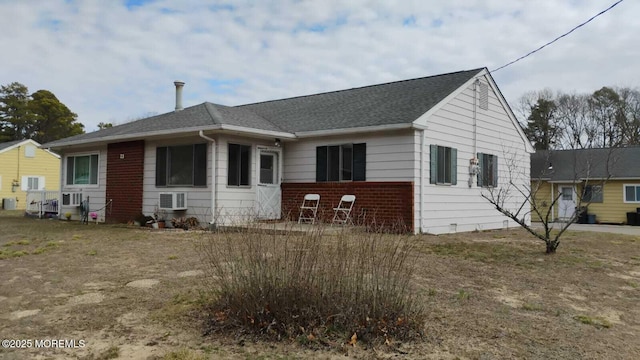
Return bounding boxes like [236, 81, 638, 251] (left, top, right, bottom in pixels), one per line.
[256, 149, 281, 220]
[558, 185, 576, 220]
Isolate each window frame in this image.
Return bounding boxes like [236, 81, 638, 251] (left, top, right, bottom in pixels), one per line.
[583, 184, 603, 203]
[66, 153, 99, 187]
[477, 152, 498, 188]
[227, 143, 252, 187]
[430, 145, 457, 185]
[21, 176, 44, 191]
[316, 143, 366, 182]
[623, 184, 640, 203]
[156, 143, 207, 187]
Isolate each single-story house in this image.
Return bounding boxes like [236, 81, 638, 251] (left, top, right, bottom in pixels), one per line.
[531, 147, 640, 224]
[0, 139, 60, 210]
[42, 67, 533, 234]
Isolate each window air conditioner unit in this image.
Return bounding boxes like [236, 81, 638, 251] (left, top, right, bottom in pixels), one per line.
[159, 192, 187, 210]
[62, 192, 83, 206]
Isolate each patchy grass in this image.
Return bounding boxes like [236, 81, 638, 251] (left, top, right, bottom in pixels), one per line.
[574, 315, 612, 329]
[162, 348, 207, 360]
[0, 214, 639, 359]
[522, 302, 545, 312]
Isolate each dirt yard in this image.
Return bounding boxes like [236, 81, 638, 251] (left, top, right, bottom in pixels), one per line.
[0, 211, 639, 359]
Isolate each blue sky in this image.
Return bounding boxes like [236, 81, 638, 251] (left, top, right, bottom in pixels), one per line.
[1, 0, 638, 131]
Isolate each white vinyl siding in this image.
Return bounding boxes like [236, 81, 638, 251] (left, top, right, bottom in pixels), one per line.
[283, 131, 415, 183]
[144, 138, 212, 225]
[414, 76, 530, 234]
[60, 147, 108, 220]
[143, 135, 276, 226]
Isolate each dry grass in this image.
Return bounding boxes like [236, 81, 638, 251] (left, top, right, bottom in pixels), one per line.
[199, 224, 424, 345]
[0, 210, 639, 359]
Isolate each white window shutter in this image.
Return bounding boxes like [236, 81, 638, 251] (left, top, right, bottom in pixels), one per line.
[21, 176, 29, 191]
[39, 176, 45, 190]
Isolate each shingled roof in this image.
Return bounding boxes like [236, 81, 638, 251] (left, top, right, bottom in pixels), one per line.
[240, 68, 483, 132]
[531, 147, 640, 181]
[42, 68, 484, 148]
[0, 139, 23, 152]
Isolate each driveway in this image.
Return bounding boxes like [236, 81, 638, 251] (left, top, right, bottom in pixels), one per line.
[533, 222, 640, 236]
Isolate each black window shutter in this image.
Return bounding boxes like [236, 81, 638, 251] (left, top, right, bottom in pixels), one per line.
[429, 145, 437, 184]
[194, 143, 207, 186]
[493, 155, 498, 187]
[228, 144, 239, 186]
[451, 148, 457, 185]
[477, 153, 483, 187]
[316, 146, 327, 182]
[240, 145, 250, 186]
[156, 147, 167, 186]
[353, 143, 366, 181]
[66, 157, 74, 185]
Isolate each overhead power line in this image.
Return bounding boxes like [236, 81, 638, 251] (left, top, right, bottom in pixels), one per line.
[491, 0, 624, 73]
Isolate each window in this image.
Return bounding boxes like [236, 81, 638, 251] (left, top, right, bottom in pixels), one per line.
[624, 185, 640, 203]
[156, 144, 207, 187]
[22, 176, 44, 191]
[66, 154, 99, 185]
[316, 143, 366, 182]
[259, 153, 277, 184]
[228, 143, 251, 186]
[583, 185, 603, 203]
[477, 153, 498, 187]
[430, 145, 457, 185]
[25, 145, 36, 158]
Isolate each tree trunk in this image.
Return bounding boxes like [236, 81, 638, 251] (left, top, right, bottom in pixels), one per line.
[545, 240, 558, 254]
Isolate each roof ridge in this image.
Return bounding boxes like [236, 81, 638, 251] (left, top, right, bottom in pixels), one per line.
[236, 68, 485, 108]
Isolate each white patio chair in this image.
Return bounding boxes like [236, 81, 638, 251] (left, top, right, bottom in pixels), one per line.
[298, 194, 321, 224]
[332, 195, 356, 225]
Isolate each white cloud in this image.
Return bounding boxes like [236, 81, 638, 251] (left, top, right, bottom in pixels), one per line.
[0, 0, 637, 132]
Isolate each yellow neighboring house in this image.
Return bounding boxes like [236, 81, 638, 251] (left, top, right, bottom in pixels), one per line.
[0, 139, 61, 210]
[531, 147, 640, 224]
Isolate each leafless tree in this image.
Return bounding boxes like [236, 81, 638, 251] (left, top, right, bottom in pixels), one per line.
[481, 147, 619, 254]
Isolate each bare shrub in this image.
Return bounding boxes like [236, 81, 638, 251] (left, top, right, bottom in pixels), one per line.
[198, 223, 424, 346]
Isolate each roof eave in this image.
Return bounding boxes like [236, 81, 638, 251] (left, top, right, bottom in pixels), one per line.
[42, 124, 296, 151]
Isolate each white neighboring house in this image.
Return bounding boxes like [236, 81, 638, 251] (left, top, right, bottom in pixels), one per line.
[42, 68, 534, 234]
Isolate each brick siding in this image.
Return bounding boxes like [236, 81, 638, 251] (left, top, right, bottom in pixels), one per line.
[281, 181, 414, 232]
[105, 141, 144, 223]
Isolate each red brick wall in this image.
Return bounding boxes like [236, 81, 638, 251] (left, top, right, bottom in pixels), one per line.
[106, 141, 145, 223]
[281, 182, 414, 232]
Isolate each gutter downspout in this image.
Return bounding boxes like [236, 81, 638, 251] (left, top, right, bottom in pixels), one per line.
[473, 79, 478, 156]
[198, 131, 216, 227]
[419, 129, 425, 233]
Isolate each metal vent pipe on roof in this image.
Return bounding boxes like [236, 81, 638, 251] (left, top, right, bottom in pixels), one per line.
[174, 81, 185, 111]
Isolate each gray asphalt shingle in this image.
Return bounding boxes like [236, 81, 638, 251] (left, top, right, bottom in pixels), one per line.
[531, 147, 640, 180]
[241, 68, 482, 132]
[42, 68, 483, 148]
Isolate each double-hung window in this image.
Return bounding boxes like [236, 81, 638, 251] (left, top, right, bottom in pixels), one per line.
[156, 144, 207, 187]
[228, 143, 251, 186]
[316, 143, 366, 182]
[67, 154, 99, 185]
[624, 184, 640, 203]
[430, 145, 457, 185]
[477, 153, 498, 187]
